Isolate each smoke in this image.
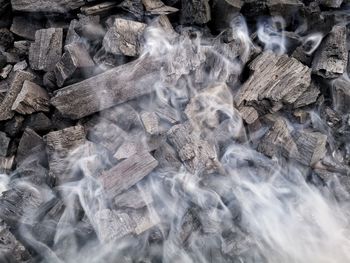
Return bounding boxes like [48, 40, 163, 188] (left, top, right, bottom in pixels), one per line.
[2, 15, 350, 263]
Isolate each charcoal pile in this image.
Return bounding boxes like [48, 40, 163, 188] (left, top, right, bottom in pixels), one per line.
[0, 0, 350, 262]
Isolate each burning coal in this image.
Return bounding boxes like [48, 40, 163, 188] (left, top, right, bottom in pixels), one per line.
[0, 0, 350, 263]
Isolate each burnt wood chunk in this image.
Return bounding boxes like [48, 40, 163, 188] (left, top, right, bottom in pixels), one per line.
[154, 142, 181, 170]
[81, 1, 120, 15]
[103, 18, 146, 56]
[55, 42, 95, 87]
[0, 156, 14, 173]
[44, 125, 86, 184]
[0, 220, 32, 262]
[119, 0, 144, 19]
[24, 112, 52, 132]
[113, 186, 153, 209]
[167, 122, 218, 174]
[29, 28, 63, 72]
[4, 115, 24, 137]
[319, 0, 343, 8]
[293, 82, 320, 108]
[16, 128, 44, 165]
[181, 0, 211, 24]
[11, 0, 85, 12]
[332, 78, 350, 114]
[51, 56, 160, 119]
[141, 112, 161, 135]
[100, 151, 158, 198]
[0, 131, 10, 157]
[0, 70, 35, 121]
[11, 80, 49, 114]
[130, 208, 160, 235]
[10, 16, 42, 40]
[238, 106, 259, 125]
[235, 52, 311, 123]
[312, 25, 348, 78]
[142, 0, 178, 14]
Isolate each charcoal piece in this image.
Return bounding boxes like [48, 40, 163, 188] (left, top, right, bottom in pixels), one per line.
[312, 25, 348, 78]
[0, 131, 10, 157]
[332, 78, 350, 114]
[324, 107, 341, 127]
[211, 0, 242, 30]
[16, 158, 49, 186]
[0, 156, 14, 173]
[130, 208, 160, 235]
[13, 60, 28, 72]
[99, 151, 158, 198]
[51, 56, 160, 119]
[0, 70, 36, 121]
[142, 0, 178, 14]
[119, 0, 144, 19]
[0, 220, 32, 262]
[114, 141, 151, 160]
[55, 42, 95, 87]
[293, 109, 309, 124]
[181, 0, 211, 24]
[292, 46, 312, 66]
[0, 28, 14, 50]
[11, 0, 85, 12]
[140, 112, 162, 135]
[0, 64, 12, 79]
[319, 0, 343, 7]
[43, 71, 57, 91]
[0, 185, 43, 226]
[74, 14, 105, 41]
[80, 1, 119, 15]
[266, 0, 303, 24]
[4, 115, 24, 137]
[113, 186, 153, 209]
[29, 28, 63, 72]
[11, 80, 49, 115]
[65, 19, 80, 45]
[154, 142, 181, 169]
[16, 128, 45, 165]
[13, 41, 30, 57]
[237, 106, 259, 125]
[10, 16, 43, 40]
[167, 122, 218, 174]
[235, 52, 311, 123]
[154, 100, 180, 124]
[24, 113, 52, 133]
[293, 82, 320, 108]
[86, 117, 127, 153]
[94, 209, 135, 242]
[44, 125, 86, 184]
[103, 18, 146, 57]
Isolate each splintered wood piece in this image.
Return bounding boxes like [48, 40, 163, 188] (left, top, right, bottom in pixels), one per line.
[29, 28, 63, 72]
[0, 131, 10, 157]
[51, 56, 160, 119]
[100, 151, 158, 198]
[167, 122, 218, 174]
[293, 82, 320, 108]
[140, 111, 161, 135]
[0, 220, 32, 262]
[11, 0, 85, 12]
[16, 128, 45, 165]
[103, 18, 146, 56]
[312, 25, 348, 78]
[55, 42, 95, 87]
[10, 16, 43, 40]
[142, 0, 178, 14]
[44, 125, 86, 184]
[0, 70, 36, 121]
[11, 80, 49, 114]
[181, 0, 211, 24]
[113, 186, 153, 209]
[235, 52, 311, 123]
[94, 209, 135, 242]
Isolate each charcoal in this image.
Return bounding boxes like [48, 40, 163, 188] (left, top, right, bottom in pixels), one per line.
[80, 1, 120, 15]
[103, 18, 146, 57]
[211, 0, 242, 30]
[0, 156, 14, 173]
[51, 56, 161, 119]
[16, 128, 45, 165]
[13, 41, 30, 57]
[54, 42, 95, 87]
[293, 81, 320, 108]
[167, 122, 218, 174]
[292, 46, 313, 66]
[43, 71, 57, 91]
[24, 113, 52, 133]
[312, 25, 348, 78]
[238, 106, 259, 125]
[0, 64, 12, 79]
[113, 186, 153, 209]
[44, 125, 86, 184]
[319, 0, 343, 8]
[11, 80, 50, 115]
[114, 140, 153, 160]
[0, 28, 14, 50]
[332, 78, 350, 114]
[130, 208, 160, 235]
[74, 15, 105, 41]
[10, 16, 43, 40]
[0, 131, 10, 157]
[235, 52, 311, 123]
[119, 0, 144, 19]
[0, 220, 32, 262]
[140, 111, 162, 135]
[142, 0, 178, 14]
[99, 151, 158, 198]
[11, 0, 85, 12]
[0, 70, 36, 121]
[293, 109, 310, 124]
[4, 115, 24, 137]
[29, 28, 63, 72]
[266, 0, 303, 24]
[153, 142, 181, 169]
[181, 0, 211, 24]
[13, 60, 28, 72]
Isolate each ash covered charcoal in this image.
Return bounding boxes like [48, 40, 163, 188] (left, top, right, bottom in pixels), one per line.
[0, 0, 349, 262]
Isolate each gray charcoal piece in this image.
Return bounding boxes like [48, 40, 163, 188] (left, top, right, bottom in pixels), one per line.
[51, 56, 160, 119]
[181, 0, 211, 24]
[293, 82, 320, 108]
[119, 0, 144, 19]
[0, 64, 12, 79]
[55, 42, 95, 87]
[24, 112, 52, 132]
[235, 52, 311, 123]
[10, 16, 43, 40]
[0, 131, 10, 157]
[319, 0, 343, 8]
[99, 151, 158, 198]
[113, 186, 153, 209]
[11, 0, 85, 12]
[0, 70, 36, 121]
[16, 128, 45, 165]
[332, 78, 350, 114]
[129, 208, 160, 235]
[312, 25, 348, 78]
[29, 28, 63, 72]
[140, 111, 162, 135]
[81, 1, 120, 15]
[11, 80, 50, 114]
[142, 0, 178, 14]
[103, 18, 147, 56]
[153, 142, 181, 170]
[0, 156, 14, 173]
